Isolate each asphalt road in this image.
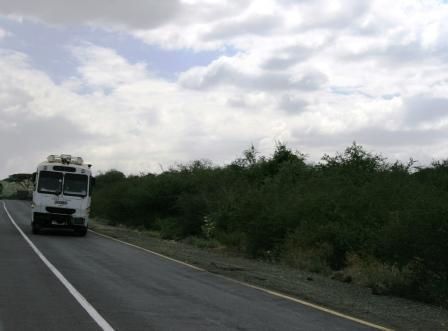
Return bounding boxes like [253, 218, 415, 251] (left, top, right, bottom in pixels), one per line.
[0, 200, 382, 331]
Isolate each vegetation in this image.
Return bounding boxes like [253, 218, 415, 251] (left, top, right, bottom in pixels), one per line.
[91, 143, 448, 307]
[0, 179, 24, 199]
[1, 174, 33, 199]
[6, 173, 33, 191]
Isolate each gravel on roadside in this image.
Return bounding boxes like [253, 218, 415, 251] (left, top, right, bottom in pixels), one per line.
[89, 220, 448, 331]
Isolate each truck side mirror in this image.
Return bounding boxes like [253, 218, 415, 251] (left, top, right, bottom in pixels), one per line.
[91, 177, 96, 186]
[32, 172, 37, 184]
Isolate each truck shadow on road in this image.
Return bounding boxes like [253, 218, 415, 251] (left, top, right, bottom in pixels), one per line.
[32, 228, 87, 237]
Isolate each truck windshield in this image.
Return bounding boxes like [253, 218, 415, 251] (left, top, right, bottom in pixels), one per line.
[37, 171, 62, 195]
[63, 173, 88, 197]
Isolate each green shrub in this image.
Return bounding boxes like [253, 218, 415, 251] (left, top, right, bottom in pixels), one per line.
[89, 142, 448, 307]
[184, 236, 221, 249]
[346, 254, 416, 296]
[158, 217, 184, 240]
[283, 239, 333, 274]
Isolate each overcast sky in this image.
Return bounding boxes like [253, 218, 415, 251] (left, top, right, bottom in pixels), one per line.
[1, 0, 448, 177]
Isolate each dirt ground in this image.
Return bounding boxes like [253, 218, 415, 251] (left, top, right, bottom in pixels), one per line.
[89, 220, 448, 331]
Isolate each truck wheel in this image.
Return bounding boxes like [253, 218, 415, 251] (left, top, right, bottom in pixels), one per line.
[32, 224, 40, 235]
[76, 228, 88, 237]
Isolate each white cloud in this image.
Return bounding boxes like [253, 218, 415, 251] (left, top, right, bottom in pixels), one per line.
[0, 46, 292, 177]
[278, 94, 309, 114]
[403, 96, 448, 126]
[203, 14, 281, 40]
[0, 27, 9, 39]
[71, 45, 149, 88]
[134, 0, 448, 138]
[2, 0, 448, 177]
[0, 0, 180, 28]
[178, 55, 328, 92]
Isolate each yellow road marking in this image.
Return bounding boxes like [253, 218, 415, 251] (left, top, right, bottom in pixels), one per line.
[90, 229, 205, 271]
[90, 229, 393, 331]
[212, 274, 393, 331]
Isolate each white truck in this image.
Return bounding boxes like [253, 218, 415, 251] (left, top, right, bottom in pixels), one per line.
[31, 154, 94, 236]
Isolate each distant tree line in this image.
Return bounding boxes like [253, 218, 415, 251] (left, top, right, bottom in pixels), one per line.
[0, 173, 33, 199]
[91, 143, 448, 307]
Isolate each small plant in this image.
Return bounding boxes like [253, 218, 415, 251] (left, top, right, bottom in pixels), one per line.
[282, 242, 333, 275]
[158, 218, 183, 240]
[345, 254, 416, 296]
[185, 236, 221, 249]
[201, 216, 216, 239]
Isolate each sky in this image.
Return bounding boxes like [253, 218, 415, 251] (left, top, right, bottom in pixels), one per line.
[1, 0, 448, 177]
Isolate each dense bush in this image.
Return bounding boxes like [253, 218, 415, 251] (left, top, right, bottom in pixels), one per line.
[91, 143, 448, 306]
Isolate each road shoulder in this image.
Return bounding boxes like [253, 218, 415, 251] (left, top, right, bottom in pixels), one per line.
[90, 220, 448, 331]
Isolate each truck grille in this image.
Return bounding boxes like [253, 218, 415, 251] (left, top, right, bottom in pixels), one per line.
[46, 207, 76, 215]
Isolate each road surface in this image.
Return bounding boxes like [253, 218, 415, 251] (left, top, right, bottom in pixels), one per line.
[0, 200, 385, 331]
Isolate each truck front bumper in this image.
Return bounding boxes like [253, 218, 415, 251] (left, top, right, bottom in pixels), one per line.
[33, 212, 87, 229]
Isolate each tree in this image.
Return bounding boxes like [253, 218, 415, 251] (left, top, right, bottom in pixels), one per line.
[321, 142, 386, 173]
[6, 173, 33, 191]
[232, 144, 260, 168]
[94, 170, 126, 190]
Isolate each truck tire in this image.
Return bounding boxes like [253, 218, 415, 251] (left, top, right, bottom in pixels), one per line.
[32, 224, 40, 235]
[76, 228, 88, 237]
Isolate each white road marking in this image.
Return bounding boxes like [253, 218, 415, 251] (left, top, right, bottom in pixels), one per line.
[91, 230, 393, 331]
[2, 202, 114, 331]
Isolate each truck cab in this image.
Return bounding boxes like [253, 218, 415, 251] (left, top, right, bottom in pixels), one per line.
[31, 154, 94, 236]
